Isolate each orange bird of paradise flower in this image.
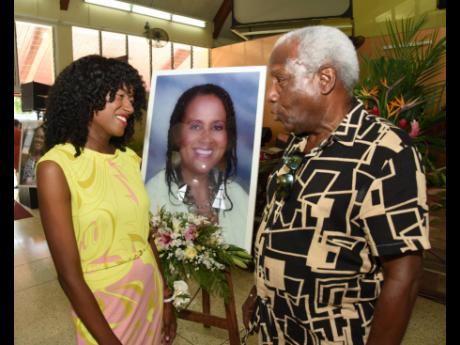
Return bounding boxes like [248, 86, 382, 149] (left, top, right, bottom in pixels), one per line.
[359, 86, 379, 98]
[387, 95, 423, 118]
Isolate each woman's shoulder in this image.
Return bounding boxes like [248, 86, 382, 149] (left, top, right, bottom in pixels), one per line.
[224, 179, 248, 206]
[39, 143, 77, 164]
[145, 169, 168, 191]
[226, 179, 247, 193]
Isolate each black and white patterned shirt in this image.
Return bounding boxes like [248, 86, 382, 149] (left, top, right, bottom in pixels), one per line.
[249, 98, 430, 345]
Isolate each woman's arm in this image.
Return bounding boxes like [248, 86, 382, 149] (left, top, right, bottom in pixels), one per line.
[148, 235, 177, 345]
[37, 161, 122, 345]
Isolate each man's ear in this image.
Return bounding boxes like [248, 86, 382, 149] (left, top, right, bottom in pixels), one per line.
[318, 66, 336, 95]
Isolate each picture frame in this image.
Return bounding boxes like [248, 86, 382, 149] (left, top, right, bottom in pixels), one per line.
[18, 120, 44, 188]
[141, 66, 267, 252]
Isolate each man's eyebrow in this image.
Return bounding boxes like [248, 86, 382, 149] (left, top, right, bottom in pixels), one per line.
[271, 66, 288, 75]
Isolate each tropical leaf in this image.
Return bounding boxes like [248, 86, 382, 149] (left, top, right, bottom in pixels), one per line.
[355, 15, 445, 191]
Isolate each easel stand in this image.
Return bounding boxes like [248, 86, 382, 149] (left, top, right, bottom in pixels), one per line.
[178, 270, 241, 345]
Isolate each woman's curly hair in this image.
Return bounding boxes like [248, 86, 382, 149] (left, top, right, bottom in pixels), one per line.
[43, 55, 146, 156]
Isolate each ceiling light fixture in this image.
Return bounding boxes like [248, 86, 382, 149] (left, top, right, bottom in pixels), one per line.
[83, 0, 206, 29]
[172, 14, 206, 28]
[132, 5, 171, 20]
[84, 0, 130, 12]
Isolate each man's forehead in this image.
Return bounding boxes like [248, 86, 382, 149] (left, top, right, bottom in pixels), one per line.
[269, 40, 299, 66]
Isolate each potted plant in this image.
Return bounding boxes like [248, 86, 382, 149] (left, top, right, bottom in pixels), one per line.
[355, 15, 446, 210]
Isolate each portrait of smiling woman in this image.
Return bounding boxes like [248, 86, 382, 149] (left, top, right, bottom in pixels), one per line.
[20, 124, 45, 185]
[145, 83, 249, 248]
[142, 68, 266, 252]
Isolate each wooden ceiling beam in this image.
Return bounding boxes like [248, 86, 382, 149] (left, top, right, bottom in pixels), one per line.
[60, 0, 70, 11]
[213, 0, 232, 39]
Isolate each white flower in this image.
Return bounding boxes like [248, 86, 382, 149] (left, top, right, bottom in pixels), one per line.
[175, 248, 185, 260]
[172, 218, 182, 233]
[171, 280, 191, 310]
[173, 280, 189, 294]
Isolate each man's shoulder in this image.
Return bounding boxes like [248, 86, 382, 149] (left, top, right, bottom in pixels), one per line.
[359, 112, 415, 150]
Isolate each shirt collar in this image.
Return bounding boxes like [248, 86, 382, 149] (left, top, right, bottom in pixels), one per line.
[176, 183, 228, 210]
[329, 97, 367, 147]
[286, 97, 367, 154]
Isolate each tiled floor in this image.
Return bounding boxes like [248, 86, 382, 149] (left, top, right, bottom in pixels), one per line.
[14, 198, 446, 345]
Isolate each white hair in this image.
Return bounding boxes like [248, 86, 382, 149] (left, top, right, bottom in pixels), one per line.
[274, 26, 359, 95]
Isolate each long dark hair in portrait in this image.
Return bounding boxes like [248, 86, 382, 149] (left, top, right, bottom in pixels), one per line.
[165, 83, 238, 211]
[43, 54, 146, 157]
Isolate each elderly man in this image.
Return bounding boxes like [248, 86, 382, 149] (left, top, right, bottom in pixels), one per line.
[242, 26, 430, 345]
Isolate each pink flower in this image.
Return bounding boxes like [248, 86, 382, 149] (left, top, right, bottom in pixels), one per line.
[409, 119, 420, 138]
[158, 232, 172, 247]
[184, 224, 197, 241]
[398, 118, 408, 129]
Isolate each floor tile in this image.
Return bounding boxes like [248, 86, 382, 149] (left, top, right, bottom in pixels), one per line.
[14, 256, 57, 292]
[14, 218, 50, 266]
[14, 280, 76, 345]
[173, 333, 195, 345]
[402, 297, 446, 345]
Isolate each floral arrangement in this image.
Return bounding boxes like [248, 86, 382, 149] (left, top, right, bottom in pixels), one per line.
[354, 15, 445, 208]
[150, 207, 252, 305]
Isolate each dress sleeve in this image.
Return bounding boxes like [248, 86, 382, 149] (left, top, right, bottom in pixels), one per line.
[359, 145, 431, 257]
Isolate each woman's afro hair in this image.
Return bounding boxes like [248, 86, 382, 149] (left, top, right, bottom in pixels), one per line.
[43, 54, 146, 156]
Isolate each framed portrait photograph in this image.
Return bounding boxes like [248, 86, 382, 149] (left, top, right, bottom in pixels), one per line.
[141, 66, 267, 252]
[18, 120, 44, 187]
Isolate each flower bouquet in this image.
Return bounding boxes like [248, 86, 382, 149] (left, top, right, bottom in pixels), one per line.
[150, 206, 252, 305]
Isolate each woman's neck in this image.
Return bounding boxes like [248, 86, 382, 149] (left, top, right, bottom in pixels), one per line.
[180, 169, 209, 188]
[85, 132, 114, 154]
[180, 168, 218, 219]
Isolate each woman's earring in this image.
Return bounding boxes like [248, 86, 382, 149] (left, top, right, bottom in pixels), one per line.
[171, 151, 181, 167]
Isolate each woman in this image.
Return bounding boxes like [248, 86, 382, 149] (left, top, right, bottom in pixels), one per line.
[145, 84, 248, 249]
[37, 55, 176, 345]
[20, 125, 45, 185]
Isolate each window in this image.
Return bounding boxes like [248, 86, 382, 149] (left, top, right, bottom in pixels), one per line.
[152, 42, 172, 71]
[14, 97, 22, 114]
[72, 27, 100, 60]
[101, 31, 126, 59]
[128, 35, 151, 90]
[172, 43, 191, 70]
[15, 21, 54, 86]
[192, 46, 209, 69]
[71, 27, 210, 82]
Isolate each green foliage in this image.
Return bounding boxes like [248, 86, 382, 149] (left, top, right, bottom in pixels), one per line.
[14, 96, 22, 114]
[354, 15, 446, 203]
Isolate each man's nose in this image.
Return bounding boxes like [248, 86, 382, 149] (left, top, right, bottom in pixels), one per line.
[267, 83, 279, 102]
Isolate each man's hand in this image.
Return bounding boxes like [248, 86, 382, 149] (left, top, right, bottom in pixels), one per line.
[162, 302, 177, 344]
[242, 285, 257, 329]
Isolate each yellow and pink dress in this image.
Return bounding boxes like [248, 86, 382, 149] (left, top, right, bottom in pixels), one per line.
[39, 143, 163, 345]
